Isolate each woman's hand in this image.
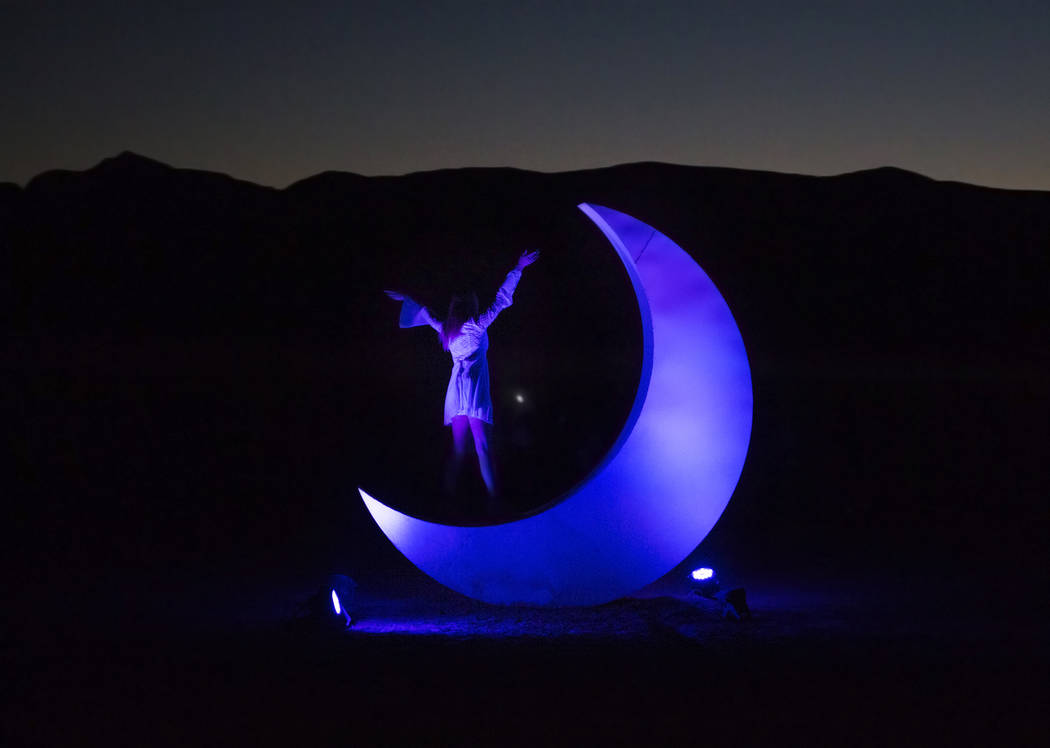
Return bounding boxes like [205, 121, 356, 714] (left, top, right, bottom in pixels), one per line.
[384, 289, 405, 301]
[516, 250, 540, 270]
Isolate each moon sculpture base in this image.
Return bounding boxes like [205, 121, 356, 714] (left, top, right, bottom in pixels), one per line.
[359, 204, 752, 606]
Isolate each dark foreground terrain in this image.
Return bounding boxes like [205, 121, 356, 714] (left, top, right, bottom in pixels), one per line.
[5, 557, 1045, 745]
[5, 364, 1045, 745]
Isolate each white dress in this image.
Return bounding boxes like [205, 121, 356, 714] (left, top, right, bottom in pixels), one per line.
[398, 269, 522, 425]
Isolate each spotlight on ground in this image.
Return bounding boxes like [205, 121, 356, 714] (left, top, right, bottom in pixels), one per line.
[689, 567, 750, 621]
[327, 574, 356, 628]
[691, 567, 719, 597]
[289, 574, 356, 632]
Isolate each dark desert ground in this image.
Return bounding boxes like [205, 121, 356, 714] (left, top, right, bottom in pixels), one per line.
[3, 155, 1047, 744]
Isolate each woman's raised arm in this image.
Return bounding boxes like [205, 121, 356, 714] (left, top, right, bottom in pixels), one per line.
[477, 250, 539, 329]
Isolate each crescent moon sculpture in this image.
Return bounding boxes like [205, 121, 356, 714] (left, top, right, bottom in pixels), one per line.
[359, 203, 752, 606]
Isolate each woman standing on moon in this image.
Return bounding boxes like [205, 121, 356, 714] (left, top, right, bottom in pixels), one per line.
[386, 250, 540, 501]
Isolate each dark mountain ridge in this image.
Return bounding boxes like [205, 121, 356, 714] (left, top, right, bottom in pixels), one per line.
[4, 151, 1047, 363]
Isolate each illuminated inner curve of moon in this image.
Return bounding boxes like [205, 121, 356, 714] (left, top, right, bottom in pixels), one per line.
[359, 203, 752, 606]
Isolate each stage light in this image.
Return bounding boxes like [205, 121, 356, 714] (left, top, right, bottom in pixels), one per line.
[515, 393, 525, 403]
[690, 567, 720, 598]
[288, 574, 356, 632]
[328, 574, 355, 628]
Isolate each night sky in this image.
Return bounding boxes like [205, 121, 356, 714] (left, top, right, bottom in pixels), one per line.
[3, 0, 1048, 190]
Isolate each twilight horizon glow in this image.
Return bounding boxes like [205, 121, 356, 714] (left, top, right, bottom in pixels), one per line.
[359, 203, 753, 606]
[6, 4, 1048, 191]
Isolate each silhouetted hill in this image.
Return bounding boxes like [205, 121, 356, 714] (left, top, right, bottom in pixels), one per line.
[13, 152, 287, 335]
[7, 154, 1047, 361]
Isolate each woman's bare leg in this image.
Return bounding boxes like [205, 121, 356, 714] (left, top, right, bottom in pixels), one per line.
[445, 416, 470, 496]
[468, 417, 497, 497]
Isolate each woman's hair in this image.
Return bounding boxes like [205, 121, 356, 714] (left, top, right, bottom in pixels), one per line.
[441, 291, 479, 350]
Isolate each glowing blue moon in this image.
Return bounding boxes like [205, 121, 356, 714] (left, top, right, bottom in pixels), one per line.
[359, 203, 752, 606]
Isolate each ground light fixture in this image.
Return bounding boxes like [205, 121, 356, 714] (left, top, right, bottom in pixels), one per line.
[290, 574, 356, 632]
[691, 567, 719, 596]
[327, 574, 356, 628]
[689, 567, 750, 621]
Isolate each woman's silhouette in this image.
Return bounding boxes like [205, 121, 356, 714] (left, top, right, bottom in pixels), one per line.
[386, 250, 539, 500]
